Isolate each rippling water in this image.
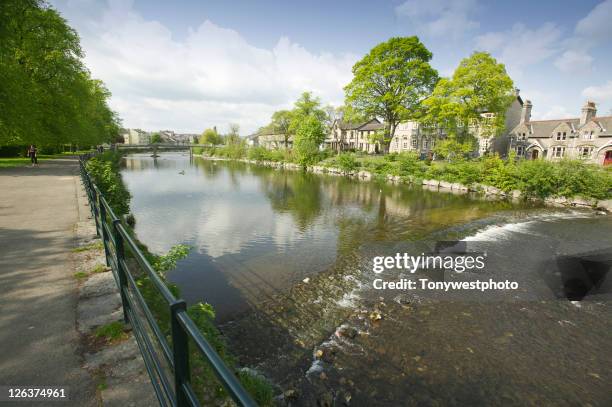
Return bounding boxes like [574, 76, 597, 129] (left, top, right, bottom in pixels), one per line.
[122, 153, 611, 405]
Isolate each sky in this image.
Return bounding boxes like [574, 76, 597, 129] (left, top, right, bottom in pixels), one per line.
[50, 0, 612, 135]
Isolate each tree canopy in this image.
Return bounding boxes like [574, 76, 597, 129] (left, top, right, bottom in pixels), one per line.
[344, 36, 439, 152]
[0, 0, 119, 148]
[424, 52, 515, 141]
[199, 128, 223, 145]
[293, 115, 325, 167]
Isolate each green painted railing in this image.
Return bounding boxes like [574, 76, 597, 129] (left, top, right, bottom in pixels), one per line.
[78, 154, 257, 407]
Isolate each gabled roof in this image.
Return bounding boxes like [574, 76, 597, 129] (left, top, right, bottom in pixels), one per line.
[357, 118, 384, 131]
[334, 119, 361, 130]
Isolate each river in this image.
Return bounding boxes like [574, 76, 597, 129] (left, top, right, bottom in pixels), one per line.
[121, 153, 611, 406]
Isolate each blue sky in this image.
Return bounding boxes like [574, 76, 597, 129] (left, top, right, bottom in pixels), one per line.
[51, 0, 612, 134]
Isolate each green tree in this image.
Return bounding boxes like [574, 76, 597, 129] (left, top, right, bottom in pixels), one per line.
[199, 128, 222, 145]
[337, 104, 367, 124]
[150, 133, 162, 144]
[288, 92, 327, 134]
[224, 123, 241, 145]
[0, 0, 119, 149]
[344, 37, 438, 153]
[424, 51, 515, 155]
[293, 116, 325, 167]
[270, 110, 293, 147]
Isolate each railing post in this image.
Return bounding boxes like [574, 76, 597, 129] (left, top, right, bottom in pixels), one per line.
[171, 300, 190, 407]
[91, 185, 101, 237]
[112, 219, 130, 324]
[98, 198, 111, 267]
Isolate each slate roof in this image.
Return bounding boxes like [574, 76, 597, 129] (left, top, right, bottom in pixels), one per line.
[357, 119, 385, 131]
[336, 120, 361, 130]
[513, 116, 612, 138]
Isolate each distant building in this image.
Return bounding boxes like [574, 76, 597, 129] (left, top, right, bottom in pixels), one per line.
[389, 92, 523, 157]
[120, 128, 151, 145]
[328, 93, 523, 157]
[251, 128, 292, 150]
[509, 100, 612, 165]
[246, 133, 260, 147]
[326, 118, 385, 153]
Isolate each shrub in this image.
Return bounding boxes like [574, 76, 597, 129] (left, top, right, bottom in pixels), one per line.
[398, 152, 427, 177]
[337, 153, 358, 173]
[85, 151, 131, 215]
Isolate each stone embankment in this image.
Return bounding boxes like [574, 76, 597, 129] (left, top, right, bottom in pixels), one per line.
[205, 156, 612, 212]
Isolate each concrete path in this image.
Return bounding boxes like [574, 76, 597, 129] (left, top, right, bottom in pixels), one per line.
[0, 158, 96, 405]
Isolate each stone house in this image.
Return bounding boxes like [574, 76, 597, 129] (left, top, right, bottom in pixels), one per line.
[326, 118, 385, 153]
[509, 100, 612, 165]
[252, 128, 293, 150]
[389, 92, 524, 157]
[120, 128, 151, 145]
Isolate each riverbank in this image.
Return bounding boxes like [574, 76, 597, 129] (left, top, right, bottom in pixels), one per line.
[198, 154, 612, 212]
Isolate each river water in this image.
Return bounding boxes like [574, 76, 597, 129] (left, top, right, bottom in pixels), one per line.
[122, 153, 611, 406]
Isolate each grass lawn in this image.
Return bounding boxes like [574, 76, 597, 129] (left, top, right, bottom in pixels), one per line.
[0, 150, 94, 168]
[0, 157, 33, 168]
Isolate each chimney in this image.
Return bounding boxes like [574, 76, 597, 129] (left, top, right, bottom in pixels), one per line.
[520, 100, 532, 124]
[580, 101, 596, 125]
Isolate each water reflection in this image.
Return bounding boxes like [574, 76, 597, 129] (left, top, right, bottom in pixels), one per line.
[122, 153, 530, 320]
[121, 153, 611, 405]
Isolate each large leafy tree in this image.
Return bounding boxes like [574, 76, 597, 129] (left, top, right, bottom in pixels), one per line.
[424, 51, 515, 158]
[0, 0, 119, 149]
[344, 37, 438, 153]
[199, 128, 222, 145]
[270, 110, 292, 147]
[293, 116, 325, 167]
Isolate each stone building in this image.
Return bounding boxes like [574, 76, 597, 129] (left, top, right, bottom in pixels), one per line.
[509, 100, 612, 165]
[326, 118, 385, 153]
[389, 92, 524, 157]
[252, 128, 293, 150]
[120, 128, 151, 145]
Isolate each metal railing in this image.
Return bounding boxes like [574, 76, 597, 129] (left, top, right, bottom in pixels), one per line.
[78, 155, 256, 407]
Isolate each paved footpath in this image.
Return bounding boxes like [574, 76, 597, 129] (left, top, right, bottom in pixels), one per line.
[0, 158, 96, 405]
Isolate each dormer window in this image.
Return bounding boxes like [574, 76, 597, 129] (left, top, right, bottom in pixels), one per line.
[556, 131, 567, 141]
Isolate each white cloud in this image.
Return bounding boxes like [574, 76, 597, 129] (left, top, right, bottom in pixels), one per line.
[51, 0, 357, 134]
[537, 106, 575, 120]
[575, 0, 612, 44]
[582, 80, 612, 102]
[395, 0, 479, 39]
[553, 50, 593, 73]
[474, 23, 562, 78]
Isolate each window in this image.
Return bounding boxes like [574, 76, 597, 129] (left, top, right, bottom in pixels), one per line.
[578, 146, 593, 158]
[411, 138, 418, 148]
[552, 146, 565, 158]
[423, 140, 428, 149]
[403, 142, 408, 149]
[516, 146, 525, 156]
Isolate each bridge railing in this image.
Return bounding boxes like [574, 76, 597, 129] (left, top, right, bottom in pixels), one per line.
[78, 154, 257, 407]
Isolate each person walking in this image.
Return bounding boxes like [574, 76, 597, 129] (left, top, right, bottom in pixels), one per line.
[28, 145, 38, 166]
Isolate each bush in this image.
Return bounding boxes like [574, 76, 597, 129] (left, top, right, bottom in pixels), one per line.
[398, 152, 427, 178]
[337, 153, 358, 173]
[85, 151, 131, 215]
